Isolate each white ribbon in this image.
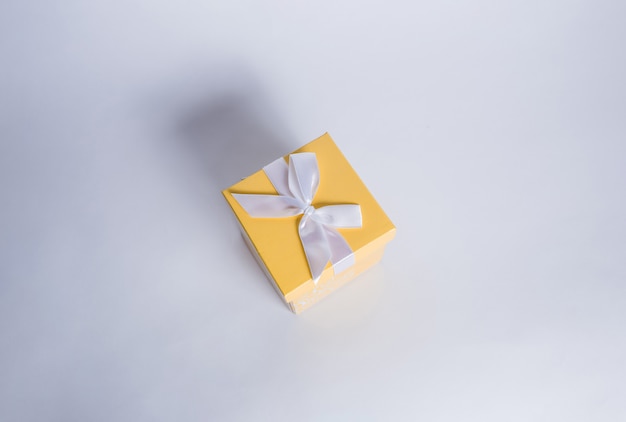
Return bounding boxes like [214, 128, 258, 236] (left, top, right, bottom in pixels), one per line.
[232, 152, 362, 284]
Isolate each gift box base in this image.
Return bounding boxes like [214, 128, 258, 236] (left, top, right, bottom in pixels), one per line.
[238, 221, 395, 314]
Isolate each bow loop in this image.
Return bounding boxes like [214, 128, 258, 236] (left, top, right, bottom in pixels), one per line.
[288, 152, 319, 205]
[311, 205, 362, 228]
[232, 194, 304, 218]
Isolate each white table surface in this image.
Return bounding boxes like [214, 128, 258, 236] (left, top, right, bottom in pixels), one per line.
[1, 1, 625, 421]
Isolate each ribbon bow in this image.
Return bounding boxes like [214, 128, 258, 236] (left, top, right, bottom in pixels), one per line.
[232, 152, 362, 284]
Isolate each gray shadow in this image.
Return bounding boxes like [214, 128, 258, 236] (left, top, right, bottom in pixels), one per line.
[162, 67, 295, 310]
[173, 75, 294, 190]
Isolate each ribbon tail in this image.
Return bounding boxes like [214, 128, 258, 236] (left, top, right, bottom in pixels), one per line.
[323, 226, 356, 275]
[299, 217, 331, 284]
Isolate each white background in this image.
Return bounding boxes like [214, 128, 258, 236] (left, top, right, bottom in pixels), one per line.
[1, 1, 625, 421]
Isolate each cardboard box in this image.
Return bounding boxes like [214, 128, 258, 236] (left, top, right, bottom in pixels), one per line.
[222, 133, 395, 313]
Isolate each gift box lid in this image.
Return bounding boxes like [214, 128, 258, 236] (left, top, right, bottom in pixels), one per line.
[222, 133, 395, 302]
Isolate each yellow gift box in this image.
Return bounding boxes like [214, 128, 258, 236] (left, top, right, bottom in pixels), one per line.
[222, 133, 395, 313]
